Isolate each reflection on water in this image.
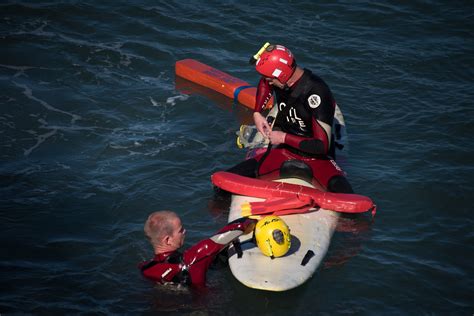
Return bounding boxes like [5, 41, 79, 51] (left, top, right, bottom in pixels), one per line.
[324, 215, 374, 269]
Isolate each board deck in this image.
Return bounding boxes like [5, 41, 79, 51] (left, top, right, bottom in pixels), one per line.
[227, 178, 340, 291]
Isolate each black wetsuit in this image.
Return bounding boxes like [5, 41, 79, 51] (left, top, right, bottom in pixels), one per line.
[273, 69, 335, 156]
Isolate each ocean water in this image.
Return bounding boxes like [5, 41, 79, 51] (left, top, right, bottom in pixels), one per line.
[1, 1, 473, 315]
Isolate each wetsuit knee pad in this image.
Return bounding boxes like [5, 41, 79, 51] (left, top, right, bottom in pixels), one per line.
[226, 159, 258, 178]
[215, 159, 258, 199]
[279, 160, 313, 183]
[327, 175, 354, 193]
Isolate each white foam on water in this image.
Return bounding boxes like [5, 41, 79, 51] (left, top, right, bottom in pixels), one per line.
[14, 82, 82, 124]
[166, 94, 189, 106]
[0, 114, 16, 129]
[139, 72, 174, 90]
[0, 64, 40, 78]
[149, 97, 159, 106]
[11, 19, 142, 67]
[23, 128, 57, 157]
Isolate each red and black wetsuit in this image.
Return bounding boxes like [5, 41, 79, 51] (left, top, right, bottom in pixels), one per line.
[272, 68, 335, 155]
[139, 217, 255, 287]
[229, 69, 353, 193]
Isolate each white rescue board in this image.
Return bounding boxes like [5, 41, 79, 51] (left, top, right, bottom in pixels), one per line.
[227, 178, 340, 292]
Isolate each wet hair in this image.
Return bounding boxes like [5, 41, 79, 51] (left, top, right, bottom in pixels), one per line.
[144, 210, 178, 245]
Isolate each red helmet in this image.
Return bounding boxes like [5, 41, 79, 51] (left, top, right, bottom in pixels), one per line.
[255, 45, 296, 84]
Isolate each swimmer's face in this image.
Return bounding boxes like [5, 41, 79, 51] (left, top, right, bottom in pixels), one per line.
[168, 216, 186, 249]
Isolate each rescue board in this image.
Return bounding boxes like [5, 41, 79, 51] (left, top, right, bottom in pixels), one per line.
[227, 179, 340, 291]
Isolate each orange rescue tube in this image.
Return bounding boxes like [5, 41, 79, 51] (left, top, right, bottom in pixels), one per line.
[175, 59, 273, 110]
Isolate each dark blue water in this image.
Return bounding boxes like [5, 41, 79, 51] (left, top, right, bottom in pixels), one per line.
[1, 1, 473, 315]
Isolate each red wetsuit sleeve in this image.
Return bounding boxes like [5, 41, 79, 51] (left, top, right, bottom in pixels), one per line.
[140, 218, 256, 286]
[254, 77, 273, 112]
[179, 218, 257, 286]
[283, 85, 335, 155]
[141, 262, 183, 284]
[284, 116, 331, 155]
[139, 252, 185, 284]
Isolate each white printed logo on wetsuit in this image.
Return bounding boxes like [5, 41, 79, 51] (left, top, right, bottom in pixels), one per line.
[308, 94, 321, 108]
[330, 159, 342, 172]
[288, 107, 306, 129]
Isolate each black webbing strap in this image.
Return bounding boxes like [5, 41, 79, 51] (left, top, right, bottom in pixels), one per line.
[232, 240, 243, 259]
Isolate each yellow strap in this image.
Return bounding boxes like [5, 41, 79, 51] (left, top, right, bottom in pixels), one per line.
[241, 201, 251, 217]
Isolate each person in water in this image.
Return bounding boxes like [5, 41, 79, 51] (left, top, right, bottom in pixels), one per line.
[227, 43, 353, 194]
[139, 210, 256, 286]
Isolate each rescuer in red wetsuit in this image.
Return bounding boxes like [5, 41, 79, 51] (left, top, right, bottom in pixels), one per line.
[139, 210, 256, 286]
[228, 43, 353, 193]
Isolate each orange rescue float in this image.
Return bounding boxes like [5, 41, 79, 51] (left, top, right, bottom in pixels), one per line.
[175, 59, 273, 110]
